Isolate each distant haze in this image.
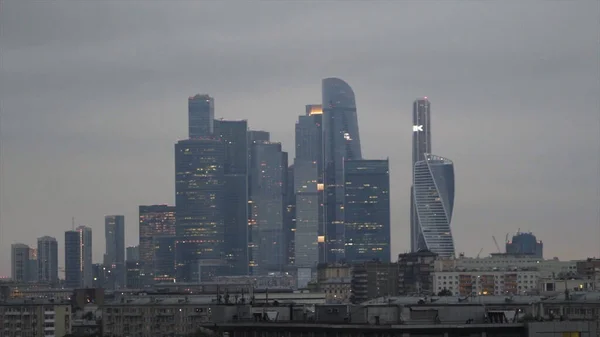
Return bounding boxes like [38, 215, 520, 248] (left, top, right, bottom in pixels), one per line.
[0, 1, 598, 275]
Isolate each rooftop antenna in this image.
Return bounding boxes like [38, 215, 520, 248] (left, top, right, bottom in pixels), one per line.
[72, 217, 75, 231]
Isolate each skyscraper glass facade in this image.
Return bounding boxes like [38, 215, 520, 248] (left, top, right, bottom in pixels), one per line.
[138, 205, 176, 284]
[37, 236, 58, 285]
[344, 159, 391, 263]
[249, 141, 287, 274]
[413, 154, 455, 258]
[214, 120, 249, 276]
[188, 94, 214, 138]
[322, 78, 362, 263]
[105, 215, 125, 289]
[293, 104, 324, 268]
[411, 98, 432, 253]
[64, 230, 82, 288]
[175, 138, 226, 281]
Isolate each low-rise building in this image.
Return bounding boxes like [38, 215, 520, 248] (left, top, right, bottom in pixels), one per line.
[436, 253, 577, 278]
[351, 261, 399, 303]
[0, 298, 71, 337]
[433, 269, 539, 296]
[397, 250, 437, 295]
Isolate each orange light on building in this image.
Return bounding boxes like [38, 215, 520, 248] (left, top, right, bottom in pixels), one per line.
[309, 105, 323, 115]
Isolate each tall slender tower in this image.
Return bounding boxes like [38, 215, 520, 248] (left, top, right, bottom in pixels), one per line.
[175, 138, 226, 281]
[77, 226, 93, 287]
[214, 119, 250, 276]
[37, 236, 59, 285]
[294, 104, 323, 268]
[105, 215, 125, 289]
[322, 78, 362, 263]
[410, 98, 431, 252]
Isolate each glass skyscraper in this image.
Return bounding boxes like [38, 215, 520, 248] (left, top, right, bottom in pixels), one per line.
[322, 78, 362, 263]
[214, 119, 250, 276]
[104, 215, 125, 289]
[294, 104, 324, 268]
[249, 141, 287, 274]
[175, 138, 226, 281]
[138, 205, 176, 284]
[64, 231, 82, 288]
[344, 159, 391, 263]
[37, 236, 58, 286]
[188, 94, 214, 138]
[413, 154, 456, 258]
[411, 98, 432, 253]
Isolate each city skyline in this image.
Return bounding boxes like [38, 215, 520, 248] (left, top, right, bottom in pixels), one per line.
[1, 1, 599, 275]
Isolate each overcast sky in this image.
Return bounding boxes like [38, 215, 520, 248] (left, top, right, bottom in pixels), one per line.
[0, 1, 599, 276]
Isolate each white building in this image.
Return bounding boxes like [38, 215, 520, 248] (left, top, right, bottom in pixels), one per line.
[435, 253, 577, 278]
[433, 269, 539, 296]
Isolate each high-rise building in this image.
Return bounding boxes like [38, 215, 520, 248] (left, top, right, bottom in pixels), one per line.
[506, 232, 543, 258]
[77, 226, 93, 287]
[105, 215, 125, 289]
[413, 154, 456, 258]
[344, 159, 391, 263]
[138, 205, 176, 284]
[247, 130, 270, 274]
[249, 141, 287, 274]
[322, 78, 362, 263]
[153, 236, 177, 283]
[126, 246, 139, 262]
[411, 98, 432, 253]
[284, 165, 296, 266]
[294, 104, 324, 268]
[11, 243, 32, 282]
[64, 230, 82, 288]
[37, 236, 59, 285]
[65, 226, 93, 288]
[175, 138, 226, 281]
[27, 248, 38, 283]
[214, 119, 249, 276]
[188, 94, 214, 138]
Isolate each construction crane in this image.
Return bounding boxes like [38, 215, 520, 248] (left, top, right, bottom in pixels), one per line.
[492, 236, 501, 253]
[476, 248, 483, 258]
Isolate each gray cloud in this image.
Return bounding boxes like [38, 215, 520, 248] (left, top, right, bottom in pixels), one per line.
[1, 1, 598, 274]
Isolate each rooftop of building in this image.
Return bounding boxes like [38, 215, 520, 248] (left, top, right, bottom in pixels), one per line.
[363, 291, 600, 306]
[0, 298, 71, 306]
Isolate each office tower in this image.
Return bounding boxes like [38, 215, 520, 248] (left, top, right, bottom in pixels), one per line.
[37, 236, 59, 285]
[126, 246, 139, 262]
[64, 230, 82, 288]
[28, 249, 38, 283]
[65, 226, 93, 288]
[138, 205, 176, 284]
[153, 236, 177, 283]
[125, 261, 142, 289]
[411, 98, 432, 252]
[249, 141, 287, 275]
[284, 165, 296, 266]
[506, 232, 543, 258]
[413, 154, 456, 257]
[344, 159, 391, 263]
[294, 104, 324, 268]
[105, 215, 125, 289]
[11, 243, 31, 282]
[72, 226, 93, 287]
[175, 138, 226, 281]
[214, 119, 249, 276]
[188, 94, 214, 138]
[247, 130, 270, 274]
[322, 78, 362, 263]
